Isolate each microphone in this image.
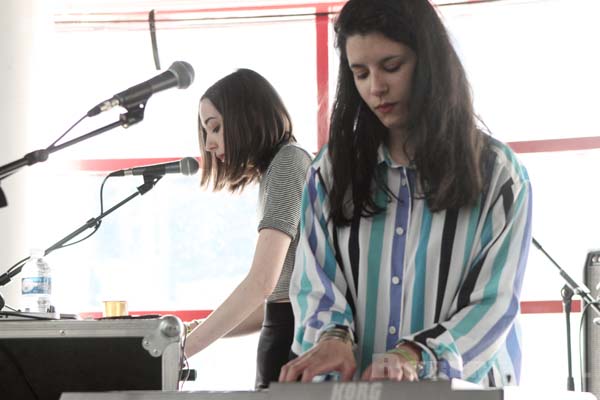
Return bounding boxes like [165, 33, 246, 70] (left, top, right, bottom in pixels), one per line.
[87, 61, 195, 117]
[111, 157, 199, 177]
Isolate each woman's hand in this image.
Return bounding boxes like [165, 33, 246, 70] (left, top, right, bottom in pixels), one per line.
[361, 345, 421, 382]
[279, 339, 356, 383]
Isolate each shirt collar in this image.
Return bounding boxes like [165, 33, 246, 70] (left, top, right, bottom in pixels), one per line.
[377, 144, 415, 169]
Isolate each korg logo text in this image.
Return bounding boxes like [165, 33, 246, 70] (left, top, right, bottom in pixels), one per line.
[330, 382, 382, 400]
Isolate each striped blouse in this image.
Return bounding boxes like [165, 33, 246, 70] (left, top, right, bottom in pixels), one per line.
[289, 137, 532, 386]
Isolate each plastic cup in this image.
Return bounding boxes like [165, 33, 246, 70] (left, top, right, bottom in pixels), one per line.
[102, 300, 128, 317]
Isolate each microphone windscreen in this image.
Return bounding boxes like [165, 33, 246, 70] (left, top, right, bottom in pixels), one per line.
[180, 157, 199, 176]
[169, 61, 195, 89]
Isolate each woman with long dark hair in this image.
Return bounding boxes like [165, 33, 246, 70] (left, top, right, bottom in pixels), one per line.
[280, 0, 531, 387]
[185, 68, 312, 389]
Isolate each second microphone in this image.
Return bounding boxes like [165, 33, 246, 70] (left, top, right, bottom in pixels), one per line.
[110, 157, 199, 177]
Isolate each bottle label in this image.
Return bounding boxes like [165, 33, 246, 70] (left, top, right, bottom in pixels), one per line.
[21, 276, 52, 295]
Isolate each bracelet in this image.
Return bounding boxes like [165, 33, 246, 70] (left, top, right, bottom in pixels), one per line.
[387, 345, 425, 377]
[318, 327, 353, 345]
[387, 346, 419, 366]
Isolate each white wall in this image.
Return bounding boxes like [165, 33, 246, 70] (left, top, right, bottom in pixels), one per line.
[1, 0, 599, 393]
[0, 0, 56, 311]
[443, 0, 600, 391]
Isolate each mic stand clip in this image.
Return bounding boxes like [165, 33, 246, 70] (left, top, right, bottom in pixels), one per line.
[119, 100, 148, 129]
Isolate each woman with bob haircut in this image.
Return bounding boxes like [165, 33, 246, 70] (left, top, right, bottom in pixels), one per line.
[185, 68, 312, 389]
[280, 0, 532, 387]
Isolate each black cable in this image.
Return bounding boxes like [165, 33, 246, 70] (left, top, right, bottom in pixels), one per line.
[0, 170, 17, 181]
[0, 311, 56, 320]
[179, 332, 189, 390]
[1, 113, 91, 282]
[50, 224, 100, 249]
[28, 172, 112, 253]
[69, 172, 115, 244]
[149, 10, 161, 70]
[100, 173, 112, 216]
[46, 114, 87, 151]
[59, 173, 113, 248]
[0, 257, 30, 287]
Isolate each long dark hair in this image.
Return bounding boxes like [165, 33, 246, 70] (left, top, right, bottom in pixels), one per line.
[329, 0, 488, 225]
[198, 68, 294, 192]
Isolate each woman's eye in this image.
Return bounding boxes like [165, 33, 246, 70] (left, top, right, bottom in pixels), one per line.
[353, 71, 368, 80]
[384, 63, 401, 73]
[212, 125, 221, 134]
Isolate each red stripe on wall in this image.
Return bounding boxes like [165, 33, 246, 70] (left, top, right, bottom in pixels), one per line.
[73, 157, 195, 172]
[507, 136, 600, 153]
[55, 0, 492, 21]
[79, 309, 212, 321]
[315, 13, 330, 150]
[520, 300, 581, 314]
[69, 135, 600, 172]
[78, 300, 583, 321]
[56, 2, 346, 20]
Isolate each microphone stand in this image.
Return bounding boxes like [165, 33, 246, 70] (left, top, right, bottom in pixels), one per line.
[0, 102, 147, 192]
[532, 237, 600, 391]
[561, 284, 575, 391]
[0, 182, 6, 208]
[0, 174, 161, 310]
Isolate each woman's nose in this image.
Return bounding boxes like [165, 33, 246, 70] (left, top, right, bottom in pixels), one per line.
[205, 137, 217, 151]
[370, 73, 388, 97]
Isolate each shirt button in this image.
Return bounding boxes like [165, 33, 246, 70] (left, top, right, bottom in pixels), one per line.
[395, 226, 405, 236]
[389, 326, 397, 335]
[392, 276, 400, 285]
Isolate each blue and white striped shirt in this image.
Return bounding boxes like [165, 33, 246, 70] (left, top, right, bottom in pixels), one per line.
[290, 137, 532, 386]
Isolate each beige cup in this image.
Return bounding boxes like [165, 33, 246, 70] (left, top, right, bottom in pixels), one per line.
[102, 300, 128, 317]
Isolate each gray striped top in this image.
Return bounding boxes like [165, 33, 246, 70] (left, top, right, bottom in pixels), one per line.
[257, 143, 312, 303]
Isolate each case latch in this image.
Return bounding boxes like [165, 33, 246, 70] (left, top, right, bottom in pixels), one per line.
[142, 315, 183, 357]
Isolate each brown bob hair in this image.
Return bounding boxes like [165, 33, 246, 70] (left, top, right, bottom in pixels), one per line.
[198, 68, 294, 192]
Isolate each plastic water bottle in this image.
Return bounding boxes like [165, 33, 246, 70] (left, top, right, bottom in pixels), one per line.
[20, 249, 52, 313]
